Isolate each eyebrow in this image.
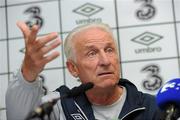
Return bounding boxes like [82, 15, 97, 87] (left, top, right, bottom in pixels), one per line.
[85, 45, 96, 50]
[85, 41, 114, 48]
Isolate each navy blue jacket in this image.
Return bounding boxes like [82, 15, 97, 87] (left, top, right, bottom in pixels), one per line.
[57, 79, 162, 120]
[118, 79, 162, 120]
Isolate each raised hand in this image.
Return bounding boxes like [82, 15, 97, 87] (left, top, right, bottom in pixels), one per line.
[17, 21, 61, 82]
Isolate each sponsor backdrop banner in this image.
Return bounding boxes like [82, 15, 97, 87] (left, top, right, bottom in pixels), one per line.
[0, 0, 180, 119]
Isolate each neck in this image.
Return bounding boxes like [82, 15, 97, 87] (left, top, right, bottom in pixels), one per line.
[86, 85, 123, 106]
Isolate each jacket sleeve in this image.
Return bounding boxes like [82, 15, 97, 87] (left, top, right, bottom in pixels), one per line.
[5, 69, 45, 120]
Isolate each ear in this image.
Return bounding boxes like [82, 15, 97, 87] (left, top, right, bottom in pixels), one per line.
[66, 60, 79, 78]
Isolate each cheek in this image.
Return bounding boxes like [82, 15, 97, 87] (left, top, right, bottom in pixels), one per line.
[78, 69, 97, 84]
[82, 59, 99, 69]
[78, 62, 97, 76]
[113, 60, 120, 74]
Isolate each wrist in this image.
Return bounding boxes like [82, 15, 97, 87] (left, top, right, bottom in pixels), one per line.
[21, 66, 38, 82]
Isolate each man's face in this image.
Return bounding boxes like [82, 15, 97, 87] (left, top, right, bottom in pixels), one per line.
[72, 27, 120, 88]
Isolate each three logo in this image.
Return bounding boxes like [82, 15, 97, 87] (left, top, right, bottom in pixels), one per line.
[24, 6, 44, 29]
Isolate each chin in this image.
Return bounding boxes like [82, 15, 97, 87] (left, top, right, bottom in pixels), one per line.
[96, 79, 117, 88]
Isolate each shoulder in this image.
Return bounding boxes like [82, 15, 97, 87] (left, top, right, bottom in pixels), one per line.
[141, 93, 157, 107]
[119, 78, 159, 109]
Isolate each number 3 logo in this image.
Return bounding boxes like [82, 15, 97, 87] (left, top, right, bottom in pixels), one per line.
[141, 64, 163, 91]
[24, 6, 44, 29]
[135, 0, 156, 20]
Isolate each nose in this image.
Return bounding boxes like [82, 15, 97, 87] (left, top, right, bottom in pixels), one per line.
[99, 51, 111, 66]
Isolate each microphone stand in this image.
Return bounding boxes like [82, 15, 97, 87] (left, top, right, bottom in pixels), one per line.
[25, 97, 61, 120]
[164, 104, 180, 120]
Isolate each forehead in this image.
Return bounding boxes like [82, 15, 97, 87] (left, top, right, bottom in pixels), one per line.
[74, 27, 115, 46]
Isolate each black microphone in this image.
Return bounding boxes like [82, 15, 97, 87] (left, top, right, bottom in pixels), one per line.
[67, 82, 94, 97]
[156, 78, 180, 120]
[25, 82, 94, 120]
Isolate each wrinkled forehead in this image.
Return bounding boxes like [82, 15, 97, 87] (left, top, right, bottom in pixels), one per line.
[73, 27, 114, 44]
[72, 28, 118, 54]
[69, 26, 119, 59]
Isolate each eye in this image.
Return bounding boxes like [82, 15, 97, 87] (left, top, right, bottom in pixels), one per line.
[87, 50, 97, 58]
[106, 47, 113, 53]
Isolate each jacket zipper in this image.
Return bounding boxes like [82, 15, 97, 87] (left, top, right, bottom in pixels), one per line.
[120, 107, 146, 120]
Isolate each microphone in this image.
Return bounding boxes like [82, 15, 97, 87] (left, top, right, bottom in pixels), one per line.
[25, 82, 94, 120]
[67, 82, 94, 97]
[156, 78, 180, 120]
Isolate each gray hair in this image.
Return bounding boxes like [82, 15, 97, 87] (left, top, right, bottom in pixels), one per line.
[64, 22, 117, 61]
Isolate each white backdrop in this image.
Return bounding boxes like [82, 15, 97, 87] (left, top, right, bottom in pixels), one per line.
[1, 0, 180, 119]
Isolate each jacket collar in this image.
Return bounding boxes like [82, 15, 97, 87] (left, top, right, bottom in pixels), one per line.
[118, 78, 146, 119]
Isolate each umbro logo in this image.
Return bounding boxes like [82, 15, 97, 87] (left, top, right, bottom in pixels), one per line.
[73, 3, 103, 17]
[132, 32, 163, 54]
[71, 113, 86, 120]
[131, 32, 163, 46]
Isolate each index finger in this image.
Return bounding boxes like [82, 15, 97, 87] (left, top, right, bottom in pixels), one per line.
[28, 24, 39, 44]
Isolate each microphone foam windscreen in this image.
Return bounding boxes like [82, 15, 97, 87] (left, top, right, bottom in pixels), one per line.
[156, 78, 180, 109]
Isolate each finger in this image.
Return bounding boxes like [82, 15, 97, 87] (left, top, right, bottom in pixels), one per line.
[42, 51, 60, 64]
[16, 21, 30, 42]
[28, 25, 39, 44]
[35, 38, 61, 59]
[34, 32, 59, 50]
[30, 38, 61, 60]
[42, 38, 61, 56]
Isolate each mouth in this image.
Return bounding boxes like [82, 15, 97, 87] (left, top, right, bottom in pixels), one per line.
[98, 72, 114, 76]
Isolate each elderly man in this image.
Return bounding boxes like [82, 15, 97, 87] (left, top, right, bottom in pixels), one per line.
[6, 21, 162, 120]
